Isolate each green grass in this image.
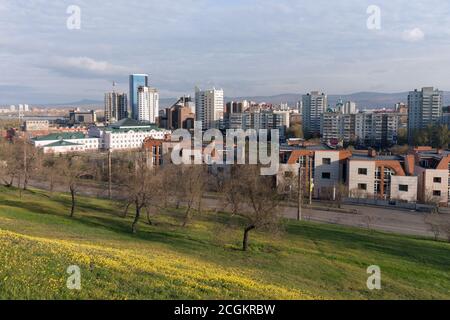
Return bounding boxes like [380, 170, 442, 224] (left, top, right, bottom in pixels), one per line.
[0, 186, 449, 300]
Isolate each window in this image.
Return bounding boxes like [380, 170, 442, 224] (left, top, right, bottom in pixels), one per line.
[358, 184, 367, 191]
[399, 185, 409, 192]
[433, 177, 442, 183]
[323, 158, 331, 165]
[433, 190, 441, 197]
[322, 172, 331, 179]
[358, 168, 368, 175]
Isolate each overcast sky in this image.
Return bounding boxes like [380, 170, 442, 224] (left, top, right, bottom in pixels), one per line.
[1, 0, 450, 104]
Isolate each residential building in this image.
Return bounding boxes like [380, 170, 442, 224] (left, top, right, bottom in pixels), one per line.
[24, 120, 49, 132]
[441, 113, 450, 129]
[137, 86, 159, 124]
[226, 101, 249, 114]
[408, 87, 443, 142]
[88, 118, 170, 151]
[347, 151, 417, 202]
[32, 132, 100, 154]
[355, 112, 399, 147]
[278, 146, 352, 199]
[320, 113, 356, 145]
[69, 109, 97, 125]
[414, 148, 450, 206]
[302, 91, 327, 137]
[166, 96, 195, 130]
[223, 111, 288, 139]
[104, 92, 128, 124]
[129, 74, 149, 120]
[195, 87, 224, 130]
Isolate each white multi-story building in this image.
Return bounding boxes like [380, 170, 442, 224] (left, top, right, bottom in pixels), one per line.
[355, 112, 399, 147]
[32, 132, 100, 154]
[89, 118, 170, 151]
[195, 87, 224, 130]
[302, 91, 327, 137]
[408, 87, 443, 142]
[342, 101, 357, 114]
[137, 86, 159, 124]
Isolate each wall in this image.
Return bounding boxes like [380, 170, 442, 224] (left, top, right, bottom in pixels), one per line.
[390, 176, 418, 202]
[348, 160, 376, 197]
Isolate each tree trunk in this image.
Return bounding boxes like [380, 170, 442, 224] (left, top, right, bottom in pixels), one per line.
[146, 206, 153, 225]
[23, 173, 28, 191]
[242, 225, 256, 251]
[123, 202, 131, 218]
[182, 204, 192, 227]
[131, 199, 141, 234]
[70, 186, 76, 217]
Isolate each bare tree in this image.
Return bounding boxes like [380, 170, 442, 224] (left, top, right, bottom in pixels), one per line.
[0, 139, 22, 188]
[424, 212, 445, 241]
[235, 166, 282, 252]
[40, 154, 59, 193]
[179, 165, 207, 227]
[57, 154, 92, 218]
[221, 165, 246, 217]
[117, 151, 162, 233]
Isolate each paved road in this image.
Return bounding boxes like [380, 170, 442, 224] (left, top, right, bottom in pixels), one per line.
[26, 179, 449, 239]
[201, 197, 448, 238]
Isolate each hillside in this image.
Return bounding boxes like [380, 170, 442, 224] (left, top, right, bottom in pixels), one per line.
[0, 186, 449, 300]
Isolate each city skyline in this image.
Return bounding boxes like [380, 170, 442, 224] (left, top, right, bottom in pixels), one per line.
[1, 1, 450, 104]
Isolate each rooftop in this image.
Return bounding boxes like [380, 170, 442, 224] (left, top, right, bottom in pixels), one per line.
[43, 140, 83, 147]
[32, 132, 86, 141]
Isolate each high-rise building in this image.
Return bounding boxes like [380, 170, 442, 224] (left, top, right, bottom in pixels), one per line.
[137, 86, 159, 123]
[408, 87, 443, 142]
[223, 111, 287, 139]
[302, 91, 327, 137]
[321, 111, 399, 147]
[104, 92, 128, 124]
[129, 74, 149, 120]
[355, 112, 399, 147]
[321, 113, 356, 144]
[195, 87, 224, 130]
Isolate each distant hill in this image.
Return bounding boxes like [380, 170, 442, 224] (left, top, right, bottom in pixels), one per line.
[228, 92, 450, 109]
[41, 92, 450, 110]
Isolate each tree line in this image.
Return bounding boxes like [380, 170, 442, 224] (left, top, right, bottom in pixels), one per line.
[0, 136, 285, 251]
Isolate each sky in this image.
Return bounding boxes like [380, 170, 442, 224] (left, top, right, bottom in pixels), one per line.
[1, 0, 450, 104]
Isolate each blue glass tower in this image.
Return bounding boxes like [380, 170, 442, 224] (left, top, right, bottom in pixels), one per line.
[129, 74, 149, 120]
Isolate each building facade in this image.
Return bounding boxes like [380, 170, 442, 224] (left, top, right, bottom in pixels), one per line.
[137, 86, 159, 124]
[104, 92, 128, 124]
[408, 87, 443, 142]
[355, 112, 399, 147]
[129, 74, 149, 120]
[88, 118, 170, 151]
[302, 91, 327, 137]
[195, 87, 224, 130]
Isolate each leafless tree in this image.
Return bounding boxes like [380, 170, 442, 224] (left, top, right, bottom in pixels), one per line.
[0, 139, 22, 188]
[221, 165, 246, 217]
[235, 166, 282, 252]
[424, 212, 445, 241]
[179, 165, 207, 227]
[57, 154, 92, 218]
[117, 151, 162, 233]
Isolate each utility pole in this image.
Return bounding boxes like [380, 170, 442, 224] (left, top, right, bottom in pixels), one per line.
[297, 166, 304, 221]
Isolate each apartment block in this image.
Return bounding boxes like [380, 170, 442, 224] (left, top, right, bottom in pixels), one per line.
[408, 87, 443, 142]
[302, 91, 327, 137]
[414, 149, 450, 206]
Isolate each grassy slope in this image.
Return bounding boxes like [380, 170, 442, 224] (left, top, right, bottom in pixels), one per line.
[0, 186, 449, 300]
